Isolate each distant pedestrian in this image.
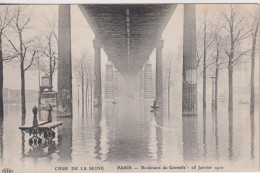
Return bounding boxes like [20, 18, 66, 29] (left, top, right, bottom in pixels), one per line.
[48, 104, 53, 122]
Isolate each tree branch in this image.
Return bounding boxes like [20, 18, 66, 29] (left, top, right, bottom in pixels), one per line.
[24, 51, 36, 71]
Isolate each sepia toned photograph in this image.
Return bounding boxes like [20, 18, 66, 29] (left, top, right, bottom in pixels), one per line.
[0, 2, 259, 172]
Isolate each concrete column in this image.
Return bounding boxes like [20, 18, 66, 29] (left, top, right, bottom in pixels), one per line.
[105, 61, 114, 99]
[113, 69, 119, 99]
[156, 40, 164, 104]
[139, 67, 144, 97]
[93, 39, 102, 106]
[57, 5, 72, 116]
[144, 62, 153, 99]
[182, 4, 197, 115]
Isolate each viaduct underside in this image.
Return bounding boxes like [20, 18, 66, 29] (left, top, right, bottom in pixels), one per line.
[57, 4, 197, 116]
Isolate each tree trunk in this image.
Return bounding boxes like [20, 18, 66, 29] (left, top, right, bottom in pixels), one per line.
[250, 52, 255, 115]
[215, 47, 219, 110]
[0, 36, 3, 117]
[168, 70, 170, 119]
[90, 84, 93, 116]
[85, 82, 88, 116]
[50, 54, 53, 90]
[250, 20, 258, 115]
[203, 21, 207, 115]
[215, 68, 218, 110]
[21, 62, 26, 119]
[228, 62, 233, 112]
[81, 72, 84, 117]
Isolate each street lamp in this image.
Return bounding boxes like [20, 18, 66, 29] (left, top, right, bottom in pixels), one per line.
[211, 75, 215, 108]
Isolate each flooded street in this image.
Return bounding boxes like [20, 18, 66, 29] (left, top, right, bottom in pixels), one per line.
[0, 94, 258, 171]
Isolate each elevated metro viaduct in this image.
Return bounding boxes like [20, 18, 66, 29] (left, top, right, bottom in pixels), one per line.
[57, 4, 197, 116]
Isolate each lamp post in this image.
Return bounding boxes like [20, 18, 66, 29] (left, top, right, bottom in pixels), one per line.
[211, 75, 215, 108]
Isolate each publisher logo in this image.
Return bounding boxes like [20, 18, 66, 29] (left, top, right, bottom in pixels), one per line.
[2, 168, 13, 173]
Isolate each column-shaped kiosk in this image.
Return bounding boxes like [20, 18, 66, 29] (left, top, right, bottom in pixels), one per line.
[182, 4, 197, 115]
[57, 5, 72, 116]
[93, 39, 102, 106]
[156, 40, 164, 105]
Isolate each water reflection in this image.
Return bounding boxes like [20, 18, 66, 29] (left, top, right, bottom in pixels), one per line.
[182, 115, 198, 161]
[202, 110, 207, 159]
[105, 98, 153, 162]
[57, 117, 72, 162]
[213, 108, 219, 160]
[0, 117, 3, 162]
[250, 112, 255, 159]
[228, 111, 233, 160]
[0, 96, 258, 169]
[156, 126, 162, 161]
[94, 106, 102, 160]
[22, 140, 56, 160]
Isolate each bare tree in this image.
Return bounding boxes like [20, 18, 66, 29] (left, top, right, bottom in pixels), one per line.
[41, 18, 58, 90]
[201, 11, 214, 114]
[5, 6, 37, 117]
[212, 30, 226, 110]
[249, 10, 259, 115]
[0, 6, 14, 117]
[74, 54, 88, 117]
[221, 5, 252, 112]
[85, 56, 94, 116]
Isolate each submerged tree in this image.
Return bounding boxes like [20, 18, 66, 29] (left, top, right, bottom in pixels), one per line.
[212, 30, 226, 110]
[41, 18, 58, 90]
[221, 5, 251, 112]
[0, 6, 14, 117]
[5, 6, 37, 116]
[249, 10, 259, 115]
[74, 53, 88, 117]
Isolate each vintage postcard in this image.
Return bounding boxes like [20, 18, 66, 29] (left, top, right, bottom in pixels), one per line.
[0, 2, 259, 173]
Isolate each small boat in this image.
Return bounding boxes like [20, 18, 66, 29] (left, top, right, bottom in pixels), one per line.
[151, 100, 160, 109]
[150, 105, 160, 109]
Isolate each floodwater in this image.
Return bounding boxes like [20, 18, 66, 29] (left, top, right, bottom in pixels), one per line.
[0, 95, 259, 172]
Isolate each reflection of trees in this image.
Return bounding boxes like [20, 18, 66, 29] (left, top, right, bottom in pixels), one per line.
[0, 117, 3, 161]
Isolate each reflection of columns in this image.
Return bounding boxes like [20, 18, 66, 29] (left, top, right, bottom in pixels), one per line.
[93, 39, 102, 105]
[57, 117, 72, 162]
[105, 61, 114, 99]
[144, 62, 153, 99]
[182, 4, 197, 115]
[156, 40, 164, 104]
[182, 115, 198, 160]
[57, 5, 72, 116]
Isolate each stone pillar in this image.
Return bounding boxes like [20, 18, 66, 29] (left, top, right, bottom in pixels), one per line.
[93, 39, 102, 106]
[156, 40, 164, 104]
[57, 5, 72, 116]
[105, 61, 114, 99]
[139, 67, 144, 98]
[182, 4, 197, 115]
[144, 62, 153, 99]
[113, 69, 119, 99]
